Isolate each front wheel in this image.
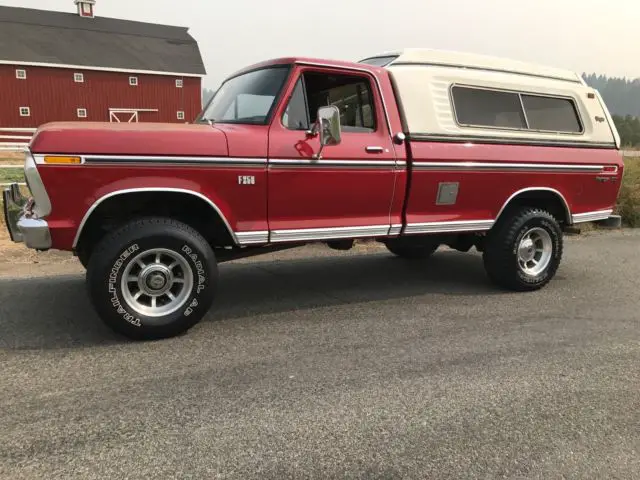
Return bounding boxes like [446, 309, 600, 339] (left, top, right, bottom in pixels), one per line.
[77, 249, 90, 270]
[483, 208, 563, 291]
[86, 217, 218, 340]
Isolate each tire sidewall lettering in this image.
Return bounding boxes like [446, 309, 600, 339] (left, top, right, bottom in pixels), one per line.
[106, 241, 209, 326]
[181, 244, 207, 317]
[108, 243, 142, 327]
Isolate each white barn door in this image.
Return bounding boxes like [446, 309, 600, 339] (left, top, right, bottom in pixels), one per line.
[109, 108, 158, 123]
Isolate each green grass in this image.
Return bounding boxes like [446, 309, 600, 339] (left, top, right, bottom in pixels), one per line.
[0, 167, 24, 184]
[617, 157, 640, 227]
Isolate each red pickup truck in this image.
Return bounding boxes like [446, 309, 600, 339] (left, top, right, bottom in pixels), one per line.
[4, 49, 624, 340]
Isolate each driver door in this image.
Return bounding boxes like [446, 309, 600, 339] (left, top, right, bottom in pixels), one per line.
[267, 66, 397, 242]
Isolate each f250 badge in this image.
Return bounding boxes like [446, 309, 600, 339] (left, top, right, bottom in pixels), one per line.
[238, 175, 256, 185]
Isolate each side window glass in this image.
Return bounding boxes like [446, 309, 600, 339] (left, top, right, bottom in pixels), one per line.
[304, 72, 376, 132]
[282, 78, 309, 130]
[521, 95, 582, 133]
[452, 86, 526, 129]
[282, 71, 377, 133]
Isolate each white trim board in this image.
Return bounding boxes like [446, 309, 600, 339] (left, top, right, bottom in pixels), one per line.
[0, 60, 204, 78]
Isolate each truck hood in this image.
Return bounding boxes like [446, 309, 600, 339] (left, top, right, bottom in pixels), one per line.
[29, 122, 229, 157]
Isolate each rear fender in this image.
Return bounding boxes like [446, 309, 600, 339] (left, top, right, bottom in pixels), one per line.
[495, 187, 572, 225]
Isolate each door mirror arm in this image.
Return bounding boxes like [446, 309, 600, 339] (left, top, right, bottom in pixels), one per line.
[310, 105, 342, 159]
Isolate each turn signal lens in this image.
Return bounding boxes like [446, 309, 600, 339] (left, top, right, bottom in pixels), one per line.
[43, 156, 82, 164]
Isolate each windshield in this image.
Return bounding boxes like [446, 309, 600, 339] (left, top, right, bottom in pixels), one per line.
[199, 66, 291, 125]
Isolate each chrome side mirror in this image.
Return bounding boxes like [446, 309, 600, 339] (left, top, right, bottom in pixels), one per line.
[312, 105, 341, 159]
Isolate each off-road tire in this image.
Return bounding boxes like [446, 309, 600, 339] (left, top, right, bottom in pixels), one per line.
[385, 239, 439, 260]
[86, 217, 218, 340]
[483, 207, 563, 291]
[77, 249, 90, 269]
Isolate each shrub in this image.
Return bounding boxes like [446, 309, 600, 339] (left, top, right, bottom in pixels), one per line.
[617, 157, 640, 227]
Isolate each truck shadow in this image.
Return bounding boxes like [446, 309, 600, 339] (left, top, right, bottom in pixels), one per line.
[213, 250, 499, 321]
[0, 250, 501, 350]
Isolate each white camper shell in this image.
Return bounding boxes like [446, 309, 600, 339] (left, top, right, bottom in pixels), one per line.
[360, 49, 620, 149]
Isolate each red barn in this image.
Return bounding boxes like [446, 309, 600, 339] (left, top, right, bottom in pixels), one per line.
[0, 1, 206, 131]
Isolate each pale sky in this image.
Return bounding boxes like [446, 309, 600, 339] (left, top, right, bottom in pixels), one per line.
[2, 0, 639, 88]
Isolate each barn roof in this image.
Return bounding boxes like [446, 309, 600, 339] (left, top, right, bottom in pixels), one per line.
[0, 5, 206, 76]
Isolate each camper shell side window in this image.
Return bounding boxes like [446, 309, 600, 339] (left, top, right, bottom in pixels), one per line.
[450, 85, 583, 134]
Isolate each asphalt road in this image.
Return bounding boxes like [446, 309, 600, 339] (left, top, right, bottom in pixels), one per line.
[1, 231, 639, 479]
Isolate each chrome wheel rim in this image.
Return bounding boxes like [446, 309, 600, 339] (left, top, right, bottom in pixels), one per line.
[120, 248, 194, 317]
[517, 227, 553, 276]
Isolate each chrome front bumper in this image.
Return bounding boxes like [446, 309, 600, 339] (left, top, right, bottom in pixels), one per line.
[3, 183, 51, 250]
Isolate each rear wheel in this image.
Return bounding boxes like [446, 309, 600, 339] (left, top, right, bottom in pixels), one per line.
[86, 217, 217, 340]
[385, 238, 439, 259]
[483, 207, 563, 291]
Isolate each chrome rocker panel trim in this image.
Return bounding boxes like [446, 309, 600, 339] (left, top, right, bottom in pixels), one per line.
[571, 209, 614, 224]
[270, 225, 390, 243]
[404, 219, 494, 235]
[235, 231, 270, 245]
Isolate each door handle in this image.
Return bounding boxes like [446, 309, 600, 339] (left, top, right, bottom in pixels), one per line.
[365, 146, 384, 154]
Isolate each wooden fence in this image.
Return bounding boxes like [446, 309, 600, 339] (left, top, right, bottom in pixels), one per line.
[0, 128, 35, 151]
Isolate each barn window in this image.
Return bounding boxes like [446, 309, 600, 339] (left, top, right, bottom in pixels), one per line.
[129, 76, 138, 86]
[177, 111, 185, 120]
[19, 107, 30, 117]
[77, 108, 87, 118]
[74, 73, 84, 83]
[176, 79, 184, 88]
[16, 69, 26, 79]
